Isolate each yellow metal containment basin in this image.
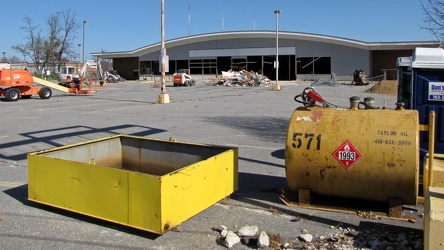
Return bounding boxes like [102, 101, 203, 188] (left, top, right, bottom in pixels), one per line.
[28, 135, 238, 234]
[285, 107, 419, 205]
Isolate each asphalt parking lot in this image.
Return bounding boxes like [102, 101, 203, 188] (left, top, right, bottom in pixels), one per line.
[0, 80, 423, 249]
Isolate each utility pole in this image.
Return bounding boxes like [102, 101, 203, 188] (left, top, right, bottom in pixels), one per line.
[77, 44, 81, 70]
[274, 10, 281, 91]
[158, 0, 170, 104]
[82, 20, 89, 63]
[188, 0, 191, 36]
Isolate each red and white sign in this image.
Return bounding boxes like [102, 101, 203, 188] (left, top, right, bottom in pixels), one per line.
[332, 140, 362, 170]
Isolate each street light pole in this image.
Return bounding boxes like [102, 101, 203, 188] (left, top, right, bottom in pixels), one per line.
[274, 10, 281, 91]
[23, 54, 26, 69]
[82, 20, 89, 64]
[158, 0, 170, 104]
[78, 44, 81, 71]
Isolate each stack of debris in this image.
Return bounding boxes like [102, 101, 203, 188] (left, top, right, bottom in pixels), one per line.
[204, 70, 271, 87]
[212, 225, 272, 249]
[351, 69, 369, 85]
[210, 223, 423, 249]
[365, 80, 398, 96]
[311, 73, 339, 87]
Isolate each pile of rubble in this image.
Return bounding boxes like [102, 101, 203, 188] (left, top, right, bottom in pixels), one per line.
[311, 73, 339, 87]
[212, 225, 272, 249]
[211, 223, 423, 249]
[365, 80, 398, 96]
[351, 69, 369, 85]
[204, 70, 271, 87]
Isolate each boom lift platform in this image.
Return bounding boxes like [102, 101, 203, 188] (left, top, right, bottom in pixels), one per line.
[36, 75, 97, 95]
[0, 68, 96, 101]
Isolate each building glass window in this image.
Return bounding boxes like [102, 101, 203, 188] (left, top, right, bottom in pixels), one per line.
[231, 58, 247, 70]
[203, 59, 217, 74]
[190, 59, 216, 74]
[297, 57, 331, 74]
[190, 60, 202, 74]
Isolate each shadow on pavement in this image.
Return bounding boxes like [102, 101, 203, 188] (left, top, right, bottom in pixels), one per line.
[3, 184, 160, 241]
[206, 115, 289, 143]
[0, 124, 166, 162]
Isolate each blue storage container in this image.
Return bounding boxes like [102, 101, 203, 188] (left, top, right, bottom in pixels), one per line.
[410, 48, 444, 155]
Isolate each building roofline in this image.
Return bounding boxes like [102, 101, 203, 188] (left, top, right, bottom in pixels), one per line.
[91, 30, 440, 58]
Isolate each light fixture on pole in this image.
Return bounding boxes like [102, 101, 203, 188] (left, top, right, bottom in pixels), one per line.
[82, 20, 89, 64]
[158, 0, 170, 104]
[274, 10, 281, 91]
[78, 44, 81, 71]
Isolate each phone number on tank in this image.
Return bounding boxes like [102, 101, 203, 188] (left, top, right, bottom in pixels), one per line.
[374, 139, 412, 146]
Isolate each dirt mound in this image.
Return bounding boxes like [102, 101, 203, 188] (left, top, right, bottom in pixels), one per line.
[365, 80, 398, 96]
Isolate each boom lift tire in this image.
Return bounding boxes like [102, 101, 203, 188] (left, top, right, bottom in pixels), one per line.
[39, 87, 52, 99]
[5, 88, 20, 101]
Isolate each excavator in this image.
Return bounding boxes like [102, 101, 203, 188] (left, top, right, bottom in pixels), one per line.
[58, 60, 105, 87]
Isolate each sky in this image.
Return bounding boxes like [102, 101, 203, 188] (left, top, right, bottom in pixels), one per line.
[0, 0, 434, 62]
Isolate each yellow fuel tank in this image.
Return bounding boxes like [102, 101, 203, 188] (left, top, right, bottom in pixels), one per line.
[285, 107, 419, 205]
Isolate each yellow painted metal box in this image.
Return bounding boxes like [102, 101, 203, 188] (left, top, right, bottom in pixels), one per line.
[28, 135, 238, 234]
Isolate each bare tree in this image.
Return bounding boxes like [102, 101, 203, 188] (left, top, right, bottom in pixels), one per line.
[12, 16, 44, 74]
[9, 56, 21, 63]
[55, 10, 80, 69]
[421, 0, 444, 44]
[12, 10, 80, 75]
[43, 13, 62, 72]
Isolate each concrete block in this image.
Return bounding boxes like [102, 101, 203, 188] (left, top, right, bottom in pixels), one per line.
[423, 155, 444, 187]
[424, 186, 444, 249]
[432, 157, 444, 187]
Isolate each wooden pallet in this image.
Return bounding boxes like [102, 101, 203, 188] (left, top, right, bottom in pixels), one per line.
[279, 188, 417, 222]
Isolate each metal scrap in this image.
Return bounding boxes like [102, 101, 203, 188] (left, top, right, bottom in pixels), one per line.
[311, 73, 339, 87]
[351, 69, 369, 85]
[204, 69, 271, 87]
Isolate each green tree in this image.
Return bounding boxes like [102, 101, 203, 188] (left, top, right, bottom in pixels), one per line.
[421, 0, 444, 44]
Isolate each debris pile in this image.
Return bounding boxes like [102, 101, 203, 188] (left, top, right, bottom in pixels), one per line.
[311, 73, 339, 87]
[365, 80, 398, 96]
[204, 70, 271, 87]
[351, 69, 369, 85]
[211, 223, 423, 249]
[212, 225, 273, 249]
